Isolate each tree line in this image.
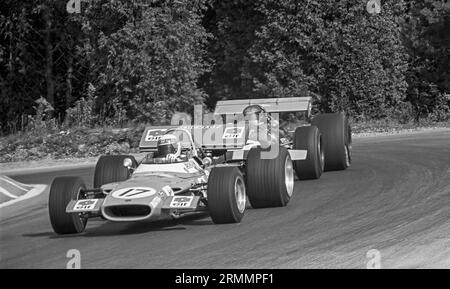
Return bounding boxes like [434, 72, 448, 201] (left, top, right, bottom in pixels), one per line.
[0, 0, 449, 135]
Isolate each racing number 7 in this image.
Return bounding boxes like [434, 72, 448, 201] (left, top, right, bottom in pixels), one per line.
[119, 188, 151, 197]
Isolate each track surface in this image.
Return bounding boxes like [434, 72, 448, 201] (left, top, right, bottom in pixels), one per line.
[1, 130, 449, 268]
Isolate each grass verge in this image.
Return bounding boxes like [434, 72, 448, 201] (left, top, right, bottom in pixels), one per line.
[1, 119, 449, 164]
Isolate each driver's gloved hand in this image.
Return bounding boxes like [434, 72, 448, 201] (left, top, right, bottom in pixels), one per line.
[166, 154, 178, 162]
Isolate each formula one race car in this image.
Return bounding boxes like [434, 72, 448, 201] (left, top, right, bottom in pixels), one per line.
[48, 97, 351, 234]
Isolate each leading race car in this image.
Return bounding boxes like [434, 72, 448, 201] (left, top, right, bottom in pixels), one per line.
[48, 97, 351, 234]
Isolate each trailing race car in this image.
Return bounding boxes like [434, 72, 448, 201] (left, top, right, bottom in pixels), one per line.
[48, 97, 351, 234]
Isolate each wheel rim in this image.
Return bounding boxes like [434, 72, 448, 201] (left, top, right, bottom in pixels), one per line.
[344, 145, 351, 167]
[285, 156, 294, 197]
[234, 176, 246, 213]
[76, 187, 88, 224]
[318, 137, 324, 172]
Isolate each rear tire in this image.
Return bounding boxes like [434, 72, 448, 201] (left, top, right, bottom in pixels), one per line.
[48, 177, 87, 234]
[311, 112, 351, 171]
[293, 126, 324, 179]
[247, 146, 294, 208]
[93, 155, 137, 188]
[208, 167, 246, 224]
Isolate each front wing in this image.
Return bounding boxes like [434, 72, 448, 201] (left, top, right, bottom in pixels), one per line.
[66, 196, 202, 218]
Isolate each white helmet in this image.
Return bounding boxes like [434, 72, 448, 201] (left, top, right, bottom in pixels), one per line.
[157, 134, 179, 157]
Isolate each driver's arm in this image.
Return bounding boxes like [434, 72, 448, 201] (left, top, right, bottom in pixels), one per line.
[166, 143, 182, 161]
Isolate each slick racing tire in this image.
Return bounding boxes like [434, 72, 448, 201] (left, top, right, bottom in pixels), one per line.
[247, 146, 294, 208]
[49, 176, 88, 234]
[208, 167, 246, 224]
[93, 155, 137, 188]
[293, 126, 324, 180]
[311, 112, 351, 171]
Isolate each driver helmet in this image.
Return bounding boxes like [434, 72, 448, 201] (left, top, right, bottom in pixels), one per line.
[243, 104, 266, 122]
[157, 134, 179, 157]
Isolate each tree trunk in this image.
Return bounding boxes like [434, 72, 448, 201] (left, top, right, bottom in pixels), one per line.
[66, 55, 73, 110]
[43, 6, 54, 107]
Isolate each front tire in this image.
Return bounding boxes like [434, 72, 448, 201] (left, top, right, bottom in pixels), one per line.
[247, 146, 294, 208]
[93, 155, 137, 188]
[293, 126, 324, 179]
[311, 112, 351, 171]
[48, 177, 87, 234]
[208, 167, 246, 224]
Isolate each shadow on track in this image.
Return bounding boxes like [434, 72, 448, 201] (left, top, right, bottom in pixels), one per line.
[22, 212, 213, 239]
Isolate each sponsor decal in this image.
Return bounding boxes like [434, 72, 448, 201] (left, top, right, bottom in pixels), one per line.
[222, 127, 244, 139]
[183, 160, 200, 173]
[169, 196, 194, 208]
[145, 129, 167, 141]
[73, 199, 98, 211]
[112, 187, 157, 199]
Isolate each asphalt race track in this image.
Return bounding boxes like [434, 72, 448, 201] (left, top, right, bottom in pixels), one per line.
[1, 130, 449, 268]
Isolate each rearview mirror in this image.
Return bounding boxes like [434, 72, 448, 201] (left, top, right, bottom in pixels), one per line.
[202, 157, 212, 167]
[123, 158, 134, 170]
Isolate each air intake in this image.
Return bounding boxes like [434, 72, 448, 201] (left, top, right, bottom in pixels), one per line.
[105, 205, 151, 218]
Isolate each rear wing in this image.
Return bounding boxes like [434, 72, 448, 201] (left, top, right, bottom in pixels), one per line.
[139, 126, 173, 152]
[139, 125, 246, 152]
[139, 97, 312, 152]
[214, 97, 312, 116]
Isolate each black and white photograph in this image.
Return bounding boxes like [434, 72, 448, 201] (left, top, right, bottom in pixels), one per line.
[0, 0, 449, 274]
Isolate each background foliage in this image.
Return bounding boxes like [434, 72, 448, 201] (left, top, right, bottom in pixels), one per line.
[1, 0, 449, 136]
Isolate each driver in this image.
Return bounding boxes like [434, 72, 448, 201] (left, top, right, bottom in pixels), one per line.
[242, 104, 288, 141]
[156, 134, 182, 162]
[243, 104, 268, 142]
[243, 104, 266, 125]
